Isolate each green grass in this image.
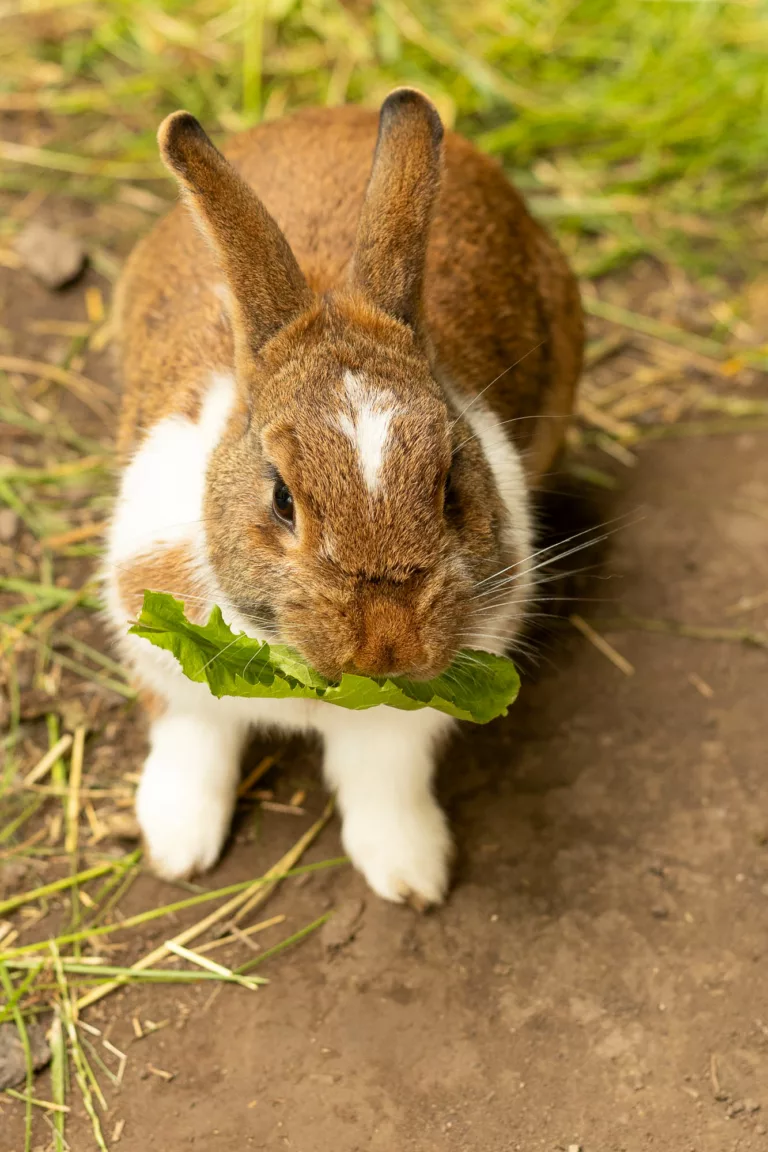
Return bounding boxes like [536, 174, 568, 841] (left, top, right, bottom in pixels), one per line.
[1, 0, 767, 280]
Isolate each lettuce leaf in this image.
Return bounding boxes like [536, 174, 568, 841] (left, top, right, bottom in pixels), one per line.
[130, 591, 520, 724]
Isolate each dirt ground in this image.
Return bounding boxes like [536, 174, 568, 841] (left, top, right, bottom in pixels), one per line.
[2, 253, 768, 1152]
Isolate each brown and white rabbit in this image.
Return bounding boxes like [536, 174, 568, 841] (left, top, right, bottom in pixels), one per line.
[104, 89, 583, 905]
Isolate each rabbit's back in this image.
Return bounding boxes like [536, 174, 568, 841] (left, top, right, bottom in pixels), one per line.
[116, 106, 582, 474]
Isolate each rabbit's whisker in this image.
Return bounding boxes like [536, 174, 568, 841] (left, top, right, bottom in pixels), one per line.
[471, 524, 630, 602]
[452, 411, 570, 457]
[473, 512, 633, 594]
[449, 342, 544, 429]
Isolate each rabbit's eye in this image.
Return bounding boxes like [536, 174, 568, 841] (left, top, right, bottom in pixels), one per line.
[272, 478, 294, 526]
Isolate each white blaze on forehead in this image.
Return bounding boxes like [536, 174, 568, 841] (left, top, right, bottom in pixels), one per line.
[333, 370, 403, 493]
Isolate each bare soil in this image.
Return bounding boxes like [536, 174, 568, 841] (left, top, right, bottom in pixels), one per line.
[2, 257, 768, 1152]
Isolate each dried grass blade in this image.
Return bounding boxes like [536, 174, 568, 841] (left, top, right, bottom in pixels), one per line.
[76, 800, 334, 1010]
[4, 857, 345, 962]
[0, 859, 128, 918]
[50, 945, 109, 1152]
[570, 613, 635, 676]
[64, 726, 86, 856]
[44, 522, 107, 549]
[164, 940, 266, 989]
[23, 734, 73, 787]
[195, 914, 285, 955]
[0, 355, 115, 420]
[583, 297, 727, 360]
[232, 799, 334, 925]
[50, 1009, 68, 1152]
[236, 912, 332, 975]
[4, 1088, 70, 1113]
[237, 753, 279, 797]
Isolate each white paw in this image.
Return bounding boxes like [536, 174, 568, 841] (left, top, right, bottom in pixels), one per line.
[341, 798, 452, 908]
[136, 713, 241, 880]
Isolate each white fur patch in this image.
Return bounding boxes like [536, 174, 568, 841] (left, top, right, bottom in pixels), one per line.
[136, 708, 248, 879]
[104, 367, 308, 701]
[442, 381, 535, 654]
[334, 370, 402, 493]
[107, 371, 236, 565]
[459, 399, 532, 567]
[323, 705, 453, 904]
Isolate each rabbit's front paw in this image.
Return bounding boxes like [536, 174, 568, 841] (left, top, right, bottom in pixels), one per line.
[137, 764, 231, 880]
[136, 712, 242, 880]
[341, 797, 452, 908]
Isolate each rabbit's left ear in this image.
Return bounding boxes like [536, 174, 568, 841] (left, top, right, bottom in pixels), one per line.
[350, 89, 443, 336]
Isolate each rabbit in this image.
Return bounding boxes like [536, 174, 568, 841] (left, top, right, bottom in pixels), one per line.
[103, 88, 583, 906]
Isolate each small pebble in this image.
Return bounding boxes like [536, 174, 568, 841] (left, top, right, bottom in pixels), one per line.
[0, 508, 18, 543]
[0, 1022, 51, 1090]
[14, 221, 86, 289]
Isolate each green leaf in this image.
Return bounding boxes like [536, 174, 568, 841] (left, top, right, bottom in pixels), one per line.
[130, 592, 520, 724]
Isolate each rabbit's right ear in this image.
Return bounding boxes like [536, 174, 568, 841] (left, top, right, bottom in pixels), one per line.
[158, 112, 313, 359]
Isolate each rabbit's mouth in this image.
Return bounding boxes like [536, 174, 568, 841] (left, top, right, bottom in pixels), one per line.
[285, 602, 462, 685]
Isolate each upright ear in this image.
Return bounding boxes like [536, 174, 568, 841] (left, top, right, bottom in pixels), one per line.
[350, 89, 443, 335]
[158, 112, 313, 357]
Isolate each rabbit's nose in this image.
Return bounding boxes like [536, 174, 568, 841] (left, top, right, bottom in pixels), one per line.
[349, 597, 421, 678]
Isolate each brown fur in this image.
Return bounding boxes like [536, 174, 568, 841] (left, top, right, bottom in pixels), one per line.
[113, 90, 583, 680]
[138, 687, 167, 721]
[158, 111, 313, 366]
[350, 88, 443, 337]
[116, 544, 209, 624]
